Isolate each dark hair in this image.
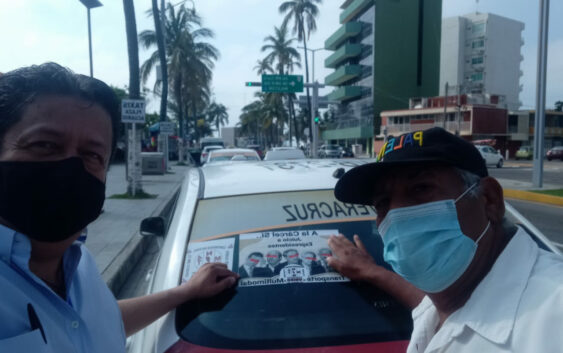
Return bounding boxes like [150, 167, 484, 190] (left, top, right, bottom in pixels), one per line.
[283, 249, 298, 257]
[0, 62, 120, 154]
[248, 252, 264, 259]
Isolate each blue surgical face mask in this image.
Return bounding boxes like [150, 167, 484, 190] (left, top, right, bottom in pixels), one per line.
[378, 183, 490, 293]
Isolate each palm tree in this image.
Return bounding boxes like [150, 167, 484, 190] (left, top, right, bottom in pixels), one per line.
[206, 102, 229, 137]
[279, 0, 322, 143]
[261, 23, 301, 146]
[254, 59, 274, 75]
[261, 24, 301, 75]
[122, 0, 144, 195]
[139, 4, 218, 163]
[150, 0, 168, 123]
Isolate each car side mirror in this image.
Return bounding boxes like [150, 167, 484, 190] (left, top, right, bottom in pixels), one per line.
[140, 216, 166, 237]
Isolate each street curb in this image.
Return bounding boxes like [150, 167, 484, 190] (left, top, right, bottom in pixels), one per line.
[504, 188, 563, 207]
[102, 185, 182, 295]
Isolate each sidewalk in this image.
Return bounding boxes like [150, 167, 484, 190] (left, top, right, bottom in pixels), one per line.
[85, 163, 188, 293]
[498, 177, 563, 207]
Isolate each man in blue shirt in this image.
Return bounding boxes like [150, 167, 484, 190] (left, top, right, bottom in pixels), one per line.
[0, 63, 239, 351]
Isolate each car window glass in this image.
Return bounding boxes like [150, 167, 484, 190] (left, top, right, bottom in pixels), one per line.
[178, 190, 412, 350]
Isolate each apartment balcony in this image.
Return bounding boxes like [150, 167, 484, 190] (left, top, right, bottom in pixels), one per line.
[325, 21, 362, 50]
[325, 43, 362, 68]
[327, 85, 363, 102]
[340, 0, 374, 24]
[325, 65, 362, 86]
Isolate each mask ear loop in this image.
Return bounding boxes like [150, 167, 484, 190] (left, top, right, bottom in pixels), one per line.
[475, 221, 491, 244]
[455, 181, 479, 203]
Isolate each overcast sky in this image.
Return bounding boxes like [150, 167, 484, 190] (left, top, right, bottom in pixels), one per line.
[1, 0, 561, 128]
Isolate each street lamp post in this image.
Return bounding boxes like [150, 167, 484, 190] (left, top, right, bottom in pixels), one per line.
[298, 47, 324, 156]
[298, 47, 324, 83]
[78, 0, 103, 78]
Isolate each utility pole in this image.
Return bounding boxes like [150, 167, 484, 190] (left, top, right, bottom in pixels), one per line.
[455, 84, 461, 136]
[306, 81, 325, 158]
[443, 82, 449, 128]
[532, 0, 550, 187]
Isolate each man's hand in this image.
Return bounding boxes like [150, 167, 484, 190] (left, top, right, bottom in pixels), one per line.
[327, 234, 384, 282]
[327, 234, 425, 310]
[119, 263, 239, 337]
[175, 263, 239, 301]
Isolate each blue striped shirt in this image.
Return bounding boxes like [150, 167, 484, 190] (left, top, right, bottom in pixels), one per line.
[0, 224, 125, 352]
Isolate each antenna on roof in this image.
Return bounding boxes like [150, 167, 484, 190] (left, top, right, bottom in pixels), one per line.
[475, 0, 479, 14]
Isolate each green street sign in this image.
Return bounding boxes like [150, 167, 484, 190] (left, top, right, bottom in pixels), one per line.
[261, 74, 304, 93]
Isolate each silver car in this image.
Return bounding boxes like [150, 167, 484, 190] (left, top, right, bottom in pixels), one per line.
[130, 160, 559, 353]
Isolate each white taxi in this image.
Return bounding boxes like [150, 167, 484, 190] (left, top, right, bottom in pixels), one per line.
[129, 159, 559, 353]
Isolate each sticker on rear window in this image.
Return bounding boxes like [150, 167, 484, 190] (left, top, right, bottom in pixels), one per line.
[182, 238, 235, 282]
[238, 229, 348, 287]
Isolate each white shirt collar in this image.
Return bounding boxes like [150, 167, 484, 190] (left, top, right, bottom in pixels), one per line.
[418, 227, 538, 351]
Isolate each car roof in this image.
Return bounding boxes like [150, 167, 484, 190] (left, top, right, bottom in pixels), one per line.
[209, 148, 257, 155]
[263, 149, 306, 161]
[200, 159, 371, 198]
[202, 145, 222, 151]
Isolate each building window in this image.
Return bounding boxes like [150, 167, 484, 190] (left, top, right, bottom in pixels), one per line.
[472, 39, 485, 48]
[471, 72, 483, 81]
[361, 65, 371, 79]
[471, 56, 484, 65]
[360, 45, 373, 60]
[472, 22, 485, 35]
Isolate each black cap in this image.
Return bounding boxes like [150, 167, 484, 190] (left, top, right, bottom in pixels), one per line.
[334, 127, 488, 205]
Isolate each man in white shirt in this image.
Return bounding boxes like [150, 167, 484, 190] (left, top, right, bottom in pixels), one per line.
[327, 127, 563, 352]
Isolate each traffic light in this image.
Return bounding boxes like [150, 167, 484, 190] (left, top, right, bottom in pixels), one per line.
[245, 82, 261, 87]
[314, 116, 320, 124]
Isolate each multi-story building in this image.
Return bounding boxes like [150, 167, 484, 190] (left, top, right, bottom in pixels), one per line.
[322, 0, 442, 155]
[380, 94, 511, 154]
[380, 94, 563, 158]
[440, 13, 525, 111]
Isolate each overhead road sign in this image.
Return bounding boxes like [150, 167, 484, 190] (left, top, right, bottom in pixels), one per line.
[261, 74, 304, 93]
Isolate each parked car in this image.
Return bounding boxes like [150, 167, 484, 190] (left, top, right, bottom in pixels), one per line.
[341, 146, 355, 158]
[475, 145, 503, 168]
[263, 147, 306, 161]
[200, 145, 223, 165]
[515, 146, 533, 160]
[246, 144, 265, 159]
[131, 160, 560, 353]
[546, 146, 563, 161]
[318, 144, 342, 158]
[205, 148, 260, 164]
[200, 137, 225, 150]
[130, 160, 414, 352]
[131, 159, 560, 353]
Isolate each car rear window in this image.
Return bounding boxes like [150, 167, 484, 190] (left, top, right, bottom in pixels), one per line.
[176, 191, 413, 350]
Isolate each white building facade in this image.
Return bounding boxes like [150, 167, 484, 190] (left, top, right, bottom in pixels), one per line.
[440, 13, 524, 111]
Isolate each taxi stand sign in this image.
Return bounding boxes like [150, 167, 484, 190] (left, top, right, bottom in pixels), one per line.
[121, 99, 145, 196]
[121, 99, 146, 123]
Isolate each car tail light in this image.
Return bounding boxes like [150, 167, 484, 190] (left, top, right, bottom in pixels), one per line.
[164, 339, 409, 353]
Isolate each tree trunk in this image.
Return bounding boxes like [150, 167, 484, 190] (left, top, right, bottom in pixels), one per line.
[289, 95, 299, 145]
[301, 22, 313, 145]
[123, 0, 143, 195]
[152, 0, 168, 122]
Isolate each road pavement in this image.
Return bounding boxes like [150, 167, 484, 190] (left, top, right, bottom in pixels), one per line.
[86, 162, 188, 294]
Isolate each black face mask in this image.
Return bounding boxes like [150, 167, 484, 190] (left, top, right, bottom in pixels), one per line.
[0, 157, 105, 242]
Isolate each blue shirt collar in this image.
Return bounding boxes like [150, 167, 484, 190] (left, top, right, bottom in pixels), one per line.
[0, 223, 83, 299]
